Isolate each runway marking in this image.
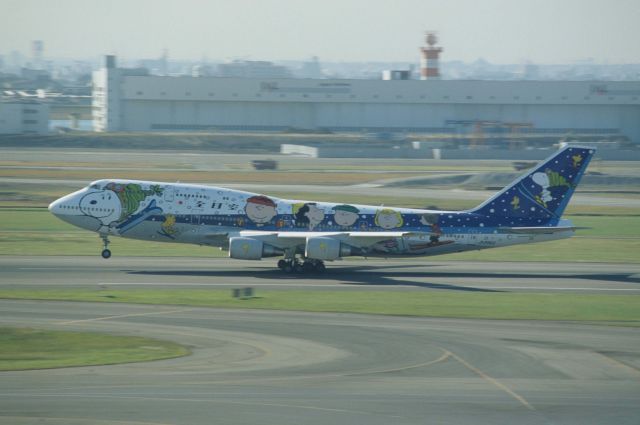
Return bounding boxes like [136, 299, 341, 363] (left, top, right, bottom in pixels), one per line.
[5, 394, 407, 420]
[0, 416, 173, 425]
[176, 350, 452, 386]
[344, 350, 451, 376]
[157, 329, 273, 361]
[5, 280, 640, 293]
[448, 350, 535, 411]
[598, 352, 640, 378]
[473, 287, 640, 292]
[58, 308, 196, 325]
[18, 267, 67, 270]
[89, 282, 640, 292]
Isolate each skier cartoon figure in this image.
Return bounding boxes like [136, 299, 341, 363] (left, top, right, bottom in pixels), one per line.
[420, 213, 442, 243]
[532, 172, 553, 207]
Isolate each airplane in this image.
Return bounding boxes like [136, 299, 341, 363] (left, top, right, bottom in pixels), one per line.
[48, 145, 595, 273]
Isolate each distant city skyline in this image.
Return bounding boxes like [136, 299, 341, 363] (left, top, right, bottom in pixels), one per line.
[2, 0, 640, 65]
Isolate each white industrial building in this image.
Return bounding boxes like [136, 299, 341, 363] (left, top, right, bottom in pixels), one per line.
[217, 60, 292, 79]
[93, 56, 640, 143]
[0, 101, 49, 134]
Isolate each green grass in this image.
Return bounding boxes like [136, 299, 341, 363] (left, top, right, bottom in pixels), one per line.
[0, 290, 638, 324]
[0, 327, 189, 371]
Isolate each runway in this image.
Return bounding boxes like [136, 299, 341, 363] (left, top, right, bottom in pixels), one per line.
[2, 299, 640, 425]
[2, 256, 640, 293]
[1, 257, 640, 424]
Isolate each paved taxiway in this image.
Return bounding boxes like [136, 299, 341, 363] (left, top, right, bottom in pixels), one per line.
[2, 256, 640, 424]
[2, 256, 640, 294]
[2, 299, 640, 425]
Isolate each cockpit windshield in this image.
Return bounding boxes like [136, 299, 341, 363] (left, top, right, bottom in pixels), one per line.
[88, 180, 106, 190]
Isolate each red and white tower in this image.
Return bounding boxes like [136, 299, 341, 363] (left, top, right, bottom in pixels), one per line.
[420, 32, 442, 80]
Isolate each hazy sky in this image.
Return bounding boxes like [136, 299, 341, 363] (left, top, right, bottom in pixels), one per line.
[2, 0, 640, 64]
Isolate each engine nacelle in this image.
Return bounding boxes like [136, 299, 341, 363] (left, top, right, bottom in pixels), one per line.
[229, 237, 282, 260]
[305, 237, 352, 261]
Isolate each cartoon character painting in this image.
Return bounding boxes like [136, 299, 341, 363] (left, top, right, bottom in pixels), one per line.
[333, 204, 359, 228]
[106, 183, 163, 221]
[510, 195, 520, 210]
[532, 172, 553, 207]
[79, 182, 164, 233]
[572, 154, 583, 168]
[158, 214, 178, 239]
[79, 190, 122, 228]
[375, 208, 403, 229]
[420, 213, 442, 242]
[294, 202, 325, 230]
[532, 170, 572, 207]
[245, 195, 277, 226]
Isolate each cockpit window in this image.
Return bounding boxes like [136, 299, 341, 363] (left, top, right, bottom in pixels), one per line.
[89, 183, 101, 190]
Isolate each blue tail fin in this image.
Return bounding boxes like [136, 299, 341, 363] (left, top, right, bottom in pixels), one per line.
[470, 146, 595, 226]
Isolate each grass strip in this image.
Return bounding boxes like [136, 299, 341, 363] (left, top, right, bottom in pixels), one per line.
[0, 327, 189, 371]
[1, 289, 639, 324]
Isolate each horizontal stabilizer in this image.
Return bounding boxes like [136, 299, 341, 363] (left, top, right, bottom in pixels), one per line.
[497, 226, 579, 234]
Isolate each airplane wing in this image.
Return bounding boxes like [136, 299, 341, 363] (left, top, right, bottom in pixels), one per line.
[238, 230, 436, 248]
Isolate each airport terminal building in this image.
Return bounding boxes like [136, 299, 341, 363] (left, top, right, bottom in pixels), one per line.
[93, 56, 640, 143]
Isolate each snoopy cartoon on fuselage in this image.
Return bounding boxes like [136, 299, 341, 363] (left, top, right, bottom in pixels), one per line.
[79, 189, 122, 232]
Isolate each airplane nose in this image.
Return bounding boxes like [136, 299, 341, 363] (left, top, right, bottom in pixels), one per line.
[48, 198, 61, 214]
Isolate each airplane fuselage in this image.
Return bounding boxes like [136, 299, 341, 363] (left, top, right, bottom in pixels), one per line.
[48, 146, 594, 270]
[49, 179, 574, 260]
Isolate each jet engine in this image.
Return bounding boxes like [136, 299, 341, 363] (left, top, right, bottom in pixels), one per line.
[229, 237, 282, 260]
[305, 237, 353, 261]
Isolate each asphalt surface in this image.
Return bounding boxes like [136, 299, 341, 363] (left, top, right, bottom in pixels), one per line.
[2, 256, 640, 294]
[1, 300, 640, 425]
[1, 257, 640, 425]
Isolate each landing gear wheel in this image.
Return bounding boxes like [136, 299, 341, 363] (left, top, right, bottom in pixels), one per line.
[293, 262, 304, 274]
[277, 259, 287, 270]
[302, 262, 315, 273]
[314, 261, 326, 273]
[100, 234, 111, 259]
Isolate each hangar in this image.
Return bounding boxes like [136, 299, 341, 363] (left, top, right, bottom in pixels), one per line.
[93, 56, 640, 143]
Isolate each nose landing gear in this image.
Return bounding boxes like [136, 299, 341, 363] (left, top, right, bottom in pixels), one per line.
[100, 234, 111, 259]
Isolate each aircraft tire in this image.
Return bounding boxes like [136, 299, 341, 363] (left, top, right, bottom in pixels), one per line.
[277, 259, 287, 270]
[315, 262, 326, 273]
[101, 249, 112, 259]
[293, 263, 304, 274]
[283, 261, 294, 273]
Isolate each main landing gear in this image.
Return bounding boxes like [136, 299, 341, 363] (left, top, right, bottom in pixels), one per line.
[277, 258, 326, 274]
[100, 234, 111, 259]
